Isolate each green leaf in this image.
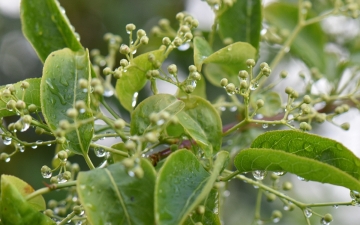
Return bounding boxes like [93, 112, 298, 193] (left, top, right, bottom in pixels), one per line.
[41, 48, 93, 155]
[234, 148, 360, 192]
[77, 159, 156, 225]
[184, 189, 221, 225]
[177, 96, 223, 155]
[130, 94, 185, 136]
[116, 49, 165, 113]
[20, 0, 83, 63]
[203, 42, 256, 87]
[250, 92, 282, 117]
[218, 0, 262, 52]
[264, 2, 326, 72]
[0, 78, 41, 118]
[0, 175, 55, 225]
[193, 37, 213, 71]
[155, 150, 229, 225]
[234, 130, 360, 191]
[0, 175, 45, 211]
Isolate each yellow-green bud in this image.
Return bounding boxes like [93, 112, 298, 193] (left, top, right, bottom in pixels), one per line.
[246, 59, 255, 67]
[78, 78, 88, 89]
[184, 32, 193, 40]
[190, 72, 201, 81]
[196, 205, 205, 214]
[59, 119, 70, 130]
[133, 166, 144, 179]
[28, 104, 37, 113]
[66, 108, 78, 118]
[280, 70, 288, 78]
[50, 176, 58, 184]
[260, 62, 269, 69]
[114, 70, 122, 79]
[256, 99, 264, 108]
[114, 119, 126, 129]
[303, 95, 311, 104]
[126, 23, 136, 32]
[94, 85, 104, 95]
[56, 137, 66, 144]
[271, 210, 282, 220]
[226, 83, 236, 93]
[14, 121, 22, 131]
[44, 209, 54, 217]
[159, 19, 170, 28]
[120, 59, 129, 67]
[21, 81, 30, 89]
[16, 100, 26, 110]
[185, 85, 195, 93]
[323, 213, 333, 223]
[123, 158, 134, 168]
[103, 67, 112, 75]
[261, 67, 271, 76]
[140, 36, 149, 45]
[220, 78, 228, 87]
[162, 37, 171, 46]
[58, 150, 68, 160]
[63, 171, 71, 180]
[22, 115, 32, 124]
[282, 181, 293, 191]
[137, 29, 146, 37]
[6, 100, 16, 111]
[266, 193, 277, 202]
[125, 140, 136, 150]
[189, 65, 197, 72]
[90, 78, 101, 87]
[73, 206, 82, 215]
[167, 64, 177, 74]
[285, 87, 293, 94]
[340, 122, 350, 130]
[290, 90, 299, 99]
[119, 44, 131, 55]
[173, 37, 182, 47]
[176, 12, 185, 21]
[300, 122, 312, 131]
[238, 70, 248, 79]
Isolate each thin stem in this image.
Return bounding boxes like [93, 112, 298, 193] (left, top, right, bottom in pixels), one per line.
[83, 154, 95, 170]
[58, 212, 76, 225]
[90, 143, 128, 157]
[101, 98, 121, 119]
[253, 189, 263, 222]
[26, 181, 77, 201]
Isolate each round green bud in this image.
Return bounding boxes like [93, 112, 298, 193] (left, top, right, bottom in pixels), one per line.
[73, 206, 82, 215]
[240, 80, 248, 89]
[94, 85, 104, 95]
[145, 132, 159, 143]
[282, 181, 293, 191]
[290, 90, 299, 99]
[335, 106, 344, 114]
[120, 59, 129, 67]
[189, 65, 197, 72]
[315, 113, 326, 123]
[280, 71, 288, 78]
[20, 81, 30, 89]
[133, 166, 144, 178]
[57, 207, 67, 216]
[261, 67, 271, 76]
[185, 85, 195, 93]
[28, 104, 37, 113]
[114, 119, 126, 129]
[126, 23, 136, 32]
[340, 122, 350, 131]
[90, 78, 101, 87]
[158, 18, 170, 28]
[59, 119, 70, 130]
[146, 71, 152, 79]
[66, 108, 78, 118]
[184, 16, 193, 24]
[191, 19, 199, 28]
[63, 171, 71, 180]
[119, 44, 131, 55]
[153, 60, 161, 69]
[14, 121, 23, 131]
[167, 64, 178, 74]
[58, 150, 68, 160]
[6, 99, 16, 111]
[7, 84, 15, 94]
[56, 137, 66, 144]
[103, 67, 112, 76]
[180, 25, 190, 33]
[50, 176, 58, 184]
[103, 32, 113, 41]
[2, 89, 11, 97]
[160, 111, 170, 120]
[7, 123, 15, 131]
[226, 83, 236, 93]
[43, 209, 54, 217]
[114, 70, 122, 79]
[151, 26, 161, 36]
[196, 205, 205, 214]
[140, 36, 149, 45]
[323, 213, 333, 223]
[71, 163, 80, 172]
[271, 210, 282, 220]
[48, 200, 58, 209]
[123, 158, 134, 169]
[173, 37, 182, 47]
[342, 104, 350, 112]
[176, 12, 185, 21]
[260, 62, 269, 69]
[137, 29, 146, 38]
[266, 193, 277, 202]
[78, 78, 88, 89]
[303, 95, 311, 104]
[256, 99, 264, 108]
[238, 70, 248, 79]
[301, 104, 311, 114]
[303, 1, 312, 9]
[125, 140, 136, 150]
[271, 173, 279, 180]
[300, 122, 312, 131]
[285, 87, 294, 95]
[220, 78, 228, 87]
[35, 127, 44, 135]
[184, 32, 193, 40]
[246, 59, 255, 67]
[190, 72, 201, 81]
[149, 113, 159, 123]
[16, 100, 26, 110]
[162, 37, 171, 46]
[21, 115, 32, 124]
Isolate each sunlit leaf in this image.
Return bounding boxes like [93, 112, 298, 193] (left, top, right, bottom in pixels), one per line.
[77, 159, 156, 225]
[0, 78, 41, 118]
[41, 48, 93, 155]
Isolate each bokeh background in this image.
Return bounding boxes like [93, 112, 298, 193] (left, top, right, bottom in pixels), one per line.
[0, 0, 360, 224]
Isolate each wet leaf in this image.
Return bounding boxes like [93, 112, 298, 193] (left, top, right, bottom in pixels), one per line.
[77, 159, 156, 225]
[41, 48, 93, 155]
[0, 78, 41, 118]
[218, 0, 262, 52]
[250, 92, 282, 117]
[193, 37, 213, 71]
[155, 150, 229, 225]
[264, 2, 326, 72]
[20, 0, 83, 62]
[0, 175, 55, 225]
[116, 49, 165, 112]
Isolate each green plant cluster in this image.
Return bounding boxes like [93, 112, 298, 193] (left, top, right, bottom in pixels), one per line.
[0, 0, 360, 224]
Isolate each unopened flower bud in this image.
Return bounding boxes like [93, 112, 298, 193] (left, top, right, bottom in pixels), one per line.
[66, 108, 78, 118]
[103, 67, 112, 76]
[119, 44, 131, 55]
[246, 59, 255, 67]
[126, 23, 136, 32]
[220, 78, 228, 87]
[167, 64, 177, 74]
[256, 99, 264, 108]
[340, 122, 350, 130]
[238, 70, 248, 79]
[140, 36, 149, 45]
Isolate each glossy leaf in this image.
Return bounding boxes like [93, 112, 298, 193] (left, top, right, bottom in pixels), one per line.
[130, 94, 185, 136]
[251, 130, 360, 180]
[20, 0, 83, 63]
[0, 175, 55, 225]
[184, 189, 221, 225]
[234, 148, 360, 192]
[0, 78, 41, 118]
[264, 2, 326, 72]
[177, 96, 223, 156]
[41, 48, 93, 155]
[218, 0, 262, 52]
[193, 37, 213, 71]
[116, 49, 165, 112]
[155, 150, 229, 225]
[250, 92, 282, 117]
[203, 42, 256, 87]
[77, 159, 156, 225]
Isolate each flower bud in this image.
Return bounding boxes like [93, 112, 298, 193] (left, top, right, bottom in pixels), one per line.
[285, 87, 293, 95]
[196, 205, 205, 214]
[225, 83, 236, 93]
[133, 166, 144, 178]
[16, 100, 26, 110]
[220, 78, 228, 87]
[260, 62, 269, 69]
[282, 181, 293, 191]
[140, 36, 149, 45]
[78, 78, 88, 89]
[6, 100, 16, 111]
[280, 70, 288, 78]
[246, 59, 255, 67]
[323, 213, 333, 223]
[120, 59, 129, 67]
[159, 19, 170, 28]
[167, 64, 177, 74]
[73, 206, 83, 215]
[238, 70, 248, 79]
[21, 81, 30, 89]
[137, 29, 146, 37]
[28, 104, 37, 113]
[188, 65, 197, 72]
[173, 37, 182, 47]
[103, 67, 112, 76]
[340, 122, 350, 130]
[66, 108, 78, 118]
[256, 99, 264, 108]
[58, 150, 68, 161]
[126, 23, 136, 32]
[266, 193, 276, 202]
[176, 12, 185, 21]
[123, 158, 134, 169]
[119, 44, 131, 55]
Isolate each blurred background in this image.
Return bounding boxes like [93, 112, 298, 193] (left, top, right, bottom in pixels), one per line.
[0, 0, 360, 224]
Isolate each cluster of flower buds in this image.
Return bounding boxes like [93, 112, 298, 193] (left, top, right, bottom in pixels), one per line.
[120, 23, 149, 57]
[184, 65, 201, 94]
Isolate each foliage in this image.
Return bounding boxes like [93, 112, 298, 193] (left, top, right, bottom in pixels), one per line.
[1, 0, 360, 224]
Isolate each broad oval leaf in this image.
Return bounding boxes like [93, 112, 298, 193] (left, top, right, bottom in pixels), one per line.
[218, 0, 262, 52]
[155, 150, 229, 225]
[0, 175, 55, 225]
[116, 49, 165, 112]
[193, 37, 213, 71]
[251, 130, 360, 181]
[264, 2, 326, 72]
[77, 159, 156, 225]
[41, 48, 93, 155]
[20, 0, 83, 62]
[250, 92, 282, 117]
[0, 78, 41, 118]
[130, 94, 185, 136]
[234, 148, 360, 192]
[1, 175, 45, 211]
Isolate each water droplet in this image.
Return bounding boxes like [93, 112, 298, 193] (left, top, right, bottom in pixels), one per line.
[219, 106, 226, 112]
[82, 88, 88, 93]
[75, 221, 83, 225]
[42, 170, 52, 179]
[19, 146, 25, 152]
[31, 145, 38, 149]
[254, 114, 263, 119]
[223, 190, 230, 197]
[74, 32, 81, 41]
[20, 121, 30, 132]
[252, 170, 267, 180]
[103, 89, 114, 97]
[283, 204, 290, 211]
[128, 170, 135, 177]
[79, 108, 86, 114]
[320, 218, 330, 225]
[262, 124, 268, 129]
[304, 207, 312, 218]
[250, 82, 259, 90]
[4, 156, 10, 163]
[3, 137, 12, 145]
[156, 119, 165, 126]
[333, 205, 338, 209]
[47, 143, 52, 147]
[132, 49, 137, 54]
[132, 92, 138, 108]
[201, 56, 207, 60]
[283, 47, 290, 53]
[36, 140, 43, 145]
[213, 4, 220, 10]
[273, 171, 286, 176]
[126, 30, 131, 34]
[297, 176, 307, 181]
[57, 173, 67, 183]
[177, 42, 190, 51]
[46, 79, 66, 105]
[229, 106, 237, 112]
[94, 147, 106, 157]
[350, 190, 360, 200]
[59, 6, 65, 14]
